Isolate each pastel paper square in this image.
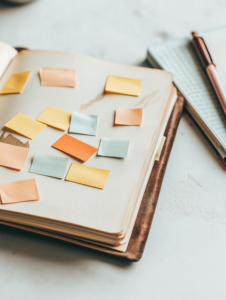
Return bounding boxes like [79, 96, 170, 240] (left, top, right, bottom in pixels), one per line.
[40, 68, 76, 87]
[69, 111, 98, 136]
[115, 107, 143, 126]
[0, 71, 31, 95]
[98, 137, 130, 158]
[0, 179, 39, 205]
[105, 75, 142, 97]
[0, 142, 29, 170]
[52, 134, 98, 162]
[66, 162, 110, 189]
[30, 151, 68, 179]
[37, 106, 72, 131]
[4, 113, 46, 139]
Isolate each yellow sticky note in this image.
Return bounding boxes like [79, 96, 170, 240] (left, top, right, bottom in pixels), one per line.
[37, 106, 72, 131]
[4, 113, 46, 139]
[0, 71, 31, 95]
[155, 136, 166, 161]
[105, 75, 142, 97]
[66, 162, 110, 189]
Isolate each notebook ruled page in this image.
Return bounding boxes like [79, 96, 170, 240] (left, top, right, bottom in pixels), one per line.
[148, 36, 226, 150]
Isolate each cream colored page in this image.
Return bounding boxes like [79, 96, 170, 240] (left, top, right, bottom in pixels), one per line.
[0, 42, 17, 78]
[0, 50, 172, 234]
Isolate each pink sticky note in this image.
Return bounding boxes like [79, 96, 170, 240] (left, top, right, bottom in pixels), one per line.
[115, 107, 143, 126]
[40, 68, 76, 87]
[0, 142, 29, 170]
[0, 179, 40, 205]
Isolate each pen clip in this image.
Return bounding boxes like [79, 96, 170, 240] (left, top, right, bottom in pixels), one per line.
[199, 37, 215, 66]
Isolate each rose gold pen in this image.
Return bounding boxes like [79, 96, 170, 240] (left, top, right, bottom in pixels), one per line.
[192, 31, 226, 115]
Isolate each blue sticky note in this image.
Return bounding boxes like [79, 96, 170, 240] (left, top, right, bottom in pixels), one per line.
[30, 151, 68, 179]
[69, 111, 98, 136]
[98, 137, 130, 158]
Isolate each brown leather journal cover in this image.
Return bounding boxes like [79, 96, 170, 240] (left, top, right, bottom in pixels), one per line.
[0, 48, 185, 261]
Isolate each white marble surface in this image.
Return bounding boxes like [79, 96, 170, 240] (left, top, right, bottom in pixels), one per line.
[1, 0, 226, 299]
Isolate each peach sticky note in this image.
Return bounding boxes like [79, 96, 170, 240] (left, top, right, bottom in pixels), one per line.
[40, 68, 76, 87]
[0, 71, 31, 94]
[52, 134, 98, 162]
[0, 178, 39, 205]
[105, 75, 142, 97]
[37, 106, 72, 131]
[0, 142, 29, 170]
[115, 107, 143, 126]
[4, 112, 46, 139]
[66, 162, 110, 189]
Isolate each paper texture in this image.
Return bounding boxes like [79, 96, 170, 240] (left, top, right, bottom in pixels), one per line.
[155, 136, 166, 161]
[98, 137, 130, 158]
[37, 106, 72, 131]
[0, 42, 17, 79]
[4, 112, 46, 139]
[40, 67, 76, 87]
[0, 71, 30, 94]
[0, 179, 39, 205]
[69, 111, 98, 136]
[105, 75, 142, 96]
[0, 142, 29, 170]
[52, 134, 98, 162]
[66, 162, 110, 189]
[115, 107, 143, 126]
[0, 50, 173, 239]
[30, 151, 68, 179]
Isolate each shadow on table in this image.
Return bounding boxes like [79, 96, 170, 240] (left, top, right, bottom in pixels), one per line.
[0, 224, 134, 268]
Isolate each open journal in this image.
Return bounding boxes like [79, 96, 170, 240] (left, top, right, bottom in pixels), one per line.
[147, 26, 226, 162]
[0, 42, 177, 254]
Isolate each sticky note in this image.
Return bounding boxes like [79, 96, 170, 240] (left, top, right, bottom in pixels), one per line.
[69, 111, 98, 136]
[105, 75, 142, 97]
[155, 136, 166, 161]
[30, 151, 68, 179]
[66, 162, 110, 189]
[40, 68, 76, 87]
[0, 142, 29, 170]
[4, 113, 46, 139]
[37, 106, 72, 131]
[98, 137, 130, 158]
[115, 107, 143, 126]
[52, 134, 98, 162]
[0, 179, 39, 205]
[0, 71, 31, 94]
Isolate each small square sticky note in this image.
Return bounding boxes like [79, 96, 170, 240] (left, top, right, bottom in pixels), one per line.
[0, 179, 39, 205]
[37, 106, 72, 131]
[40, 68, 76, 87]
[4, 113, 46, 139]
[0, 71, 31, 95]
[52, 134, 98, 162]
[98, 137, 130, 158]
[105, 75, 142, 97]
[69, 111, 98, 136]
[66, 162, 110, 189]
[30, 151, 68, 179]
[0, 142, 29, 170]
[115, 107, 143, 126]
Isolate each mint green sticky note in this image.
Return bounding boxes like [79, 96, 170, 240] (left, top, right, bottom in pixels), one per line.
[30, 151, 68, 179]
[98, 137, 130, 158]
[69, 111, 98, 136]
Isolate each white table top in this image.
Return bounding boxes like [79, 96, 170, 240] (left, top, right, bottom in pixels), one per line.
[1, 0, 226, 299]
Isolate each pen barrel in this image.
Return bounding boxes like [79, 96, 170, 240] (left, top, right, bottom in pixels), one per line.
[206, 64, 226, 115]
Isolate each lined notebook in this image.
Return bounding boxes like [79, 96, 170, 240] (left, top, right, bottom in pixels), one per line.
[147, 26, 226, 159]
[0, 43, 177, 253]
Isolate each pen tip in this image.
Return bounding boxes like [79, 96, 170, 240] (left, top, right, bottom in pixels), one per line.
[192, 31, 199, 38]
